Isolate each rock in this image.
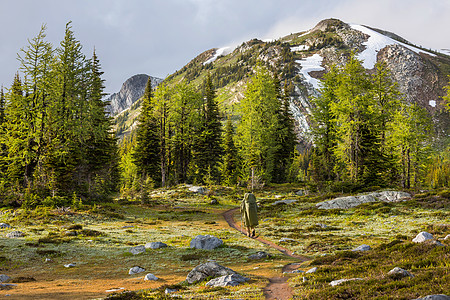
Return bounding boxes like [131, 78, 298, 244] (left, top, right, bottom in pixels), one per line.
[0, 223, 11, 229]
[186, 262, 236, 284]
[444, 235, 450, 240]
[279, 237, 297, 243]
[165, 288, 178, 294]
[105, 287, 125, 293]
[188, 186, 207, 194]
[144, 273, 158, 281]
[272, 199, 297, 205]
[316, 191, 411, 209]
[0, 274, 10, 283]
[330, 278, 363, 286]
[145, 242, 168, 249]
[129, 266, 145, 275]
[387, 267, 414, 279]
[6, 231, 24, 238]
[248, 251, 270, 260]
[210, 198, 218, 205]
[316, 223, 328, 229]
[296, 190, 306, 196]
[130, 245, 146, 255]
[413, 232, 434, 243]
[190, 235, 223, 250]
[414, 295, 450, 300]
[303, 277, 308, 282]
[352, 244, 371, 252]
[305, 267, 318, 274]
[64, 263, 76, 268]
[205, 274, 248, 287]
[45, 258, 52, 263]
[64, 230, 78, 236]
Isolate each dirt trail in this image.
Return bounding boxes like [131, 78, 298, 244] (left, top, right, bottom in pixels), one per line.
[222, 208, 309, 300]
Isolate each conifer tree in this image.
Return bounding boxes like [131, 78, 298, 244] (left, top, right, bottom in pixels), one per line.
[0, 87, 5, 125]
[133, 77, 161, 186]
[220, 117, 239, 185]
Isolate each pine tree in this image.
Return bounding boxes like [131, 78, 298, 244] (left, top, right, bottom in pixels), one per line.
[444, 75, 450, 112]
[133, 77, 161, 186]
[0, 87, 5, 125]
[220, 117, 239, 185]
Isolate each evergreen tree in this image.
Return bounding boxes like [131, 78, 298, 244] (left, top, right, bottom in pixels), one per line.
[0, 87, 5, 125]
[133, 77, 161, 186]
[192, 75, 223, 184]
[444, 75, 450, 112]
[220, 117, 239, 185]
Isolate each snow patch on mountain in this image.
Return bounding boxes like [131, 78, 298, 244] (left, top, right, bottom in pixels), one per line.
[291, 45, 310, 52]
[203, 47, 233, 65]
[350, 24, 435, 69]
[296, 54, 324, 89]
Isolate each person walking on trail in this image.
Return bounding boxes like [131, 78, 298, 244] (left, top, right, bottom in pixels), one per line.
[240, 192, 258, 237]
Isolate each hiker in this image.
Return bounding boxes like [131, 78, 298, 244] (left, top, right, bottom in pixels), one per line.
[240, 192, 258, 237]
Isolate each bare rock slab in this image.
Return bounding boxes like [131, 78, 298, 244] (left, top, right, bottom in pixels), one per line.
[130, 245, 146, 255]
[186, 262, 236, 284]
[413, 232, 434, 243]
[206, 274, 248, 287]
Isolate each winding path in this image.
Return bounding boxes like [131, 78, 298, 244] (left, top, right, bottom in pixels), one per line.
[222, 208, 309, 300]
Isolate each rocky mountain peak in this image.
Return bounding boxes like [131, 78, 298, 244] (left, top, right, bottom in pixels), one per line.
[106, 74, 163, 116]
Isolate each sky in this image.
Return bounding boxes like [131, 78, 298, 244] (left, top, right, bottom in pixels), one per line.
[1, 0, 449, 95]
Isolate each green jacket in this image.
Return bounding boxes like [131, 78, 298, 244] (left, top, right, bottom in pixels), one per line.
[240, 193, 258, 227]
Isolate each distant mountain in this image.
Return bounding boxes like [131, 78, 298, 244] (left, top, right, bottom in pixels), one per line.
[115, 18, 450, 143]
[106, 74, 163, 116]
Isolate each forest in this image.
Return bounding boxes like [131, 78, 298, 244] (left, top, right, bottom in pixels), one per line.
[0, 24, 449, 209]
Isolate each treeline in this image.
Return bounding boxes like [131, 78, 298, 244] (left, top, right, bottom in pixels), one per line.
[120, 66, 297, 197]
[306, 55, 449, 190]
[0, 23, 119, 208]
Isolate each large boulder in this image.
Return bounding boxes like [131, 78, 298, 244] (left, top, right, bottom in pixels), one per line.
[186, 262, 236, 284]
[205, 274, 248, 287]
[387, 267, 414, 279]
[190, 235, 223, 250]
[129, 266, 145, 275]
[316, 191, 411, 209]
[414, 295, 450, 300]
[0, 274, 10, 283]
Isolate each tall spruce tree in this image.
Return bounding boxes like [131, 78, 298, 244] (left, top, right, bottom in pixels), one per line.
[133, 77, 161, 186]
[220, 117, 239, 185]
[192, 75, 223, 184]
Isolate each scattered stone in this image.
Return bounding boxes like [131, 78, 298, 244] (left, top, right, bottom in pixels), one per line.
[387, 267, 414, 279]
[279, 237, 297, 243]
[413, 232, 434, 243]
[105, 287, 125, 293]
[165, 288, 178, 294]
[205, 274, 248, 287]
[6, 231, 24, 238]
[0, 275, 10, 283]
[284, 269, 304, 274]
[210, 198, 218, 205]
[64, 230, 78, 236]
[144, 273, 158, 281]
[444, 235, 450, 240]
[316, 191, 411, 209]
[272, 199, 297, 205]
[129, 266, 145, 275]
[414, 295, 450, 300]
[186, 262, 236, 284]
[352, 244, 371, 252]
[190, 235, 223, 250]
[330, 278, 363, 286]
[248, 251, 271, 260]
[0, 223, 11, 229]
[305, 267, 318, 274]
[145, 242, 168, 249]
[296, 190, 307, 196]
[0, 283, 17, 289]
[64, 263, 76, 268]
[122, 225, 134, 229]
[316, 223, 328, 229]
[274, 195, 283, 199]
[188, 186, 207, 194]
[130, 245, 146, 255]
[303, 277, 308, 282]
[45, 258, 52, 263]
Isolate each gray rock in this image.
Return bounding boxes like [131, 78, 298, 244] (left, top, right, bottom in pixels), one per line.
[279, 237, 297, 243]
[413, 232, 434, 243]
[165, 288, 178, 294]
[414, 295, 450, 300]
[444, 234, 450, 240]
[316, 223, 328, 229]
[6, 231, 24, 238]
[296, 190, 306, 196]
[0, 274, 10, 283]
[205, 274, 248, 287]
[0, 223, 11, 229]
[188, 186, 207, 194]
[186, 262, 236, 284]
[352, 244, 371, 252]
[64, 230, 78, 236]
[129, 266, 145, 275]
[64, 263, 76, 268]
[272, 199, 297, 205]
[130, 245, 146, 255]
[144, 273, 158, 281]
[210, 198, 218, 205]
[316, 191, 411, 209]
[190, 235, 223, 250]
[387, 267, 414, 279]
[145, 242, 168, 249]
[305, 267, 318, 274]
[248, 251, 270, 260]
[330, 278, 363, 286]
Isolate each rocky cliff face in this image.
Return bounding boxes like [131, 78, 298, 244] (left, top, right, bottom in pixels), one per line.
[106, 74, 163, 116]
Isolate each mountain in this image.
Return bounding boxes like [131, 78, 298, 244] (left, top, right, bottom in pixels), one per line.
[115, 18, 450, 143]
[106, 74, 163, 116]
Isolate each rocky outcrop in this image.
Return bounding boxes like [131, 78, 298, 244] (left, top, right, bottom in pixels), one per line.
[316, 191, 411, 209]
[106, 74, 163, 116]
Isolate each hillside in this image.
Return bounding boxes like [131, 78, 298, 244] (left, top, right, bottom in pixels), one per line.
[114, 18, 450, 144]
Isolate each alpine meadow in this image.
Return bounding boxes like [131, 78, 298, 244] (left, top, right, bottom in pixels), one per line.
[0, 17, 449, 300]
